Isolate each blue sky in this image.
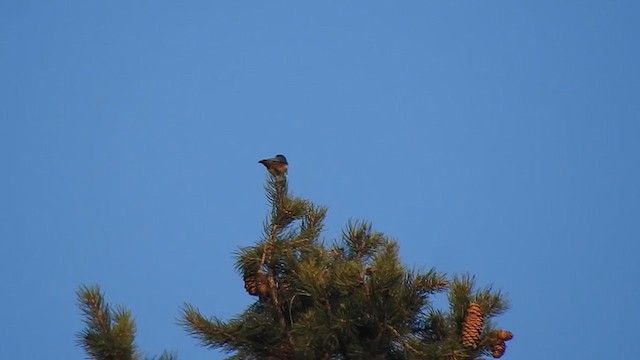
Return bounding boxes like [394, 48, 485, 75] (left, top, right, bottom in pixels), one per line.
[1, 1, 638, 359]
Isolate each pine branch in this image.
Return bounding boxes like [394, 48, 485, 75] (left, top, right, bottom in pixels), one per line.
[415, 269, 449, 295]
[76, 285, 139, 360]
[76, 285, 176, 360]
[180, 304, 245, 351]
[448, 274, 476, 322]
[299, 204, 327, 242]
[422, 309, 449, 342]
[473, 288, 509, 318]
[342, 220, 385, 261]
[385, 324, 425, 357]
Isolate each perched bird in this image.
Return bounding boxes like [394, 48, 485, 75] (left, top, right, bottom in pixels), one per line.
[258, 154, 288, 177]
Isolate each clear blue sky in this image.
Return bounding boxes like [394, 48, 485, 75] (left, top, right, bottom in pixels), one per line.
[1, 1, 638, 359]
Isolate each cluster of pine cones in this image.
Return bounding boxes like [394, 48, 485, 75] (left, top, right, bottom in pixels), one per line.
[461, 303, 513, 358]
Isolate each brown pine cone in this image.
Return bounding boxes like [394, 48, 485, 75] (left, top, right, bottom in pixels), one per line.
[461, 303, 484, 349]
[491, 340, 506, 358]
[244, 272, 269, 296]
[493, 329, 514, 341]
[244, 275, 257, 295]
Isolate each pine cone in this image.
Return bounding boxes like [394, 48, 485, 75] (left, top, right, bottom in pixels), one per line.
[244, 276, 257, 295]
[493, 329, 514, 341]
[244, 272, 269, 296]
[461, 303, 484, 349]
[491, 340, 506, 358]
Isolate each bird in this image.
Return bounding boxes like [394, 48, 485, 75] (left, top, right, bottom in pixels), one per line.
[258, 154, 288, 177]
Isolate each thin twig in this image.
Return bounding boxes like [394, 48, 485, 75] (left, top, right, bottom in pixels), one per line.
[385, 324, 425, 356]
[288, 294, 297, 326]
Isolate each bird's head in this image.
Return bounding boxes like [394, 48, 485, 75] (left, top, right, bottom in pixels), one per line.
[274, 154, 288, 164]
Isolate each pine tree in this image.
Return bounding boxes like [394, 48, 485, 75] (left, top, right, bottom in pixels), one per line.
[76, 172, 513, 359]
[180, 176, 514, 359]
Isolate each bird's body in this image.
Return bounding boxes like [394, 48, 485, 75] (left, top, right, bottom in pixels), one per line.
[259, 154, 288, 177]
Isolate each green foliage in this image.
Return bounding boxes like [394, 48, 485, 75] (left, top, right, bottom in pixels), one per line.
[181, 176, 512, 359]
[76, 174, 512, 359]
[76, 285, 176, 360]
[76, 285, 138, 360]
